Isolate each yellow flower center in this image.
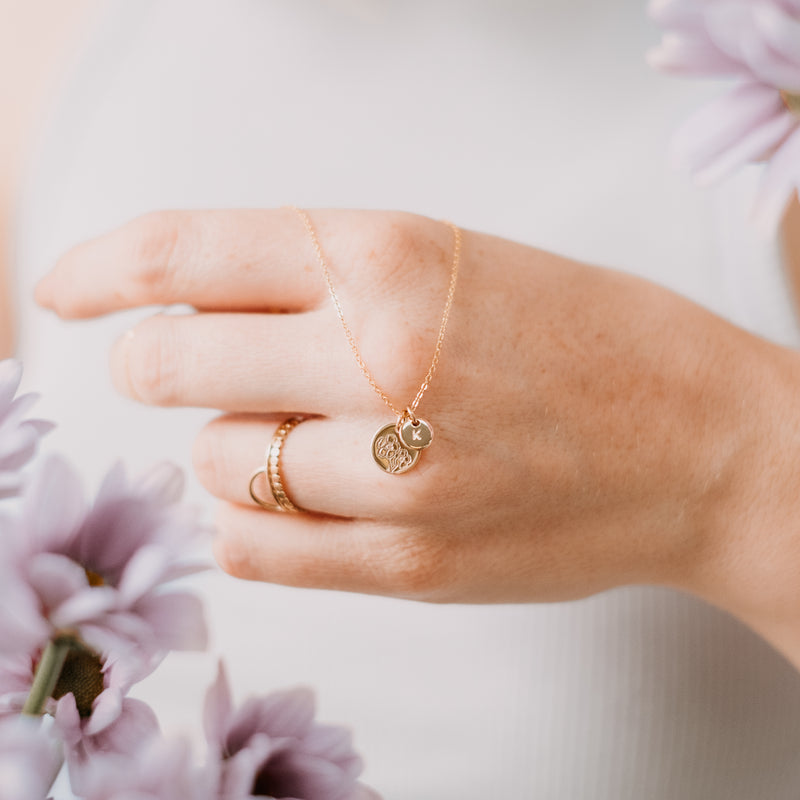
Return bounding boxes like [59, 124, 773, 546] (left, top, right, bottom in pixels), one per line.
[781, 90, 800, 117]
[84, 568, 105, 587]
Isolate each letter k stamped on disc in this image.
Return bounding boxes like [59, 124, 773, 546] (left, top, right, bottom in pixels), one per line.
[399, 417, 433, 450]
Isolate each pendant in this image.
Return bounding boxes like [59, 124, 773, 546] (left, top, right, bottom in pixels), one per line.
[398, 416, 433, 450]
[372, 423, 420, 474]
[372, 415, 434, 474]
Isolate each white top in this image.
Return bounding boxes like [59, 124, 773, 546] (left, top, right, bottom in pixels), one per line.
[14, 1, 800, 797]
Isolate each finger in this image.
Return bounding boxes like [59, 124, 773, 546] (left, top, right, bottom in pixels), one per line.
[213, 503, 448, 600]
[36, 209, 325, 318]
[110, 310, 358, 414]
[193, 414, 428, 519]
[35, 208, 445, 319]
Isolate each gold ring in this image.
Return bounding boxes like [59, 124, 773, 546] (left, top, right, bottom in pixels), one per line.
[248, 467, 279, 510]
[249, 417, 305, 512]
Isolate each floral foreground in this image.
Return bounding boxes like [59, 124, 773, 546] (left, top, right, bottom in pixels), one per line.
[648, 0, 800, 234]
[2, 667, 377, 800]
[0, 360, 376, 800]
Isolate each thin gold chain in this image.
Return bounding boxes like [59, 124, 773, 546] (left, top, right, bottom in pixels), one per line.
[290, 206, 462, 419]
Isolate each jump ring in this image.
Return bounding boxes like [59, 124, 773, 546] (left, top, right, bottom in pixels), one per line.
[248, 467, 279, 510]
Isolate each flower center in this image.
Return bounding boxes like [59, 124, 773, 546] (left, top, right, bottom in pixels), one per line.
[84, 567, 105, 587]
[50, 646, 105, 717]
[781, 90, 800, 117]
[251, 752, 301, 798]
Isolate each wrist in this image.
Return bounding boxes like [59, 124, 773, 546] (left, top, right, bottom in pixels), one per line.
[675, 335, 800, 667]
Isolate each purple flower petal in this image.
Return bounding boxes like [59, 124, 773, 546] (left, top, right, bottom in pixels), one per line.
[0, 716, 61, 800]
[0, 362, 53, 500]
[207, 670, 368, 800]
[753, 124, 800, 233]
[204, 662, 234, 752]
[649, 0, 707, 30]
[305, 725, 363, 778]
[76, 737, 215, 800]
[647, 31, 746, 76]
[85, 687, 123, 736]
[651, 0, 800, 229]
[704, 3, 753, 62]
[20, 456, 86, 554]
[90, 697, 159, 752]
[0, 473, 23, 498]
[0, 360, 22, 409]
[4, 392, 40, 427]
[50, 587, 118, 629]
[692, 108, 796, 184]
[135, 461, 184, 506]
[134, 591, 208, 652]
[671, 81, 784, 172]
[222, 741, 272, 800]
[0, 572, 50, 656]
[116, 544, 173, 604]
[27, 553, 91, 612]
[754, 2, 800, 67]
[740, 22, 800, 91]
[55, 693, 83, 749]
[0, 655, 35, 706]
[227, 689, 316, 754]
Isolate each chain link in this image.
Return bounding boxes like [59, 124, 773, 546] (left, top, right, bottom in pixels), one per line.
[290, 206, 461, 419]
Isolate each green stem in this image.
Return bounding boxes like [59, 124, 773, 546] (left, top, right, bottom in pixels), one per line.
[22, 637, 71, 717]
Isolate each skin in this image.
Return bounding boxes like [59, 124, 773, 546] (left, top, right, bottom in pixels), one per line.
[33, 207, 800, 670]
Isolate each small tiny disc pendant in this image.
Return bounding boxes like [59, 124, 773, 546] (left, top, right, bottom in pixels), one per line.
[372, 424, 420, 474]
[398, 417, 433, 450]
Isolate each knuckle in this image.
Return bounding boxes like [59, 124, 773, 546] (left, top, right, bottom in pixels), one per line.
[369, 212, 446, 283]
[126, 317, 181, 405]
[125, 211, 185, 299]
[213, 535, 252, 580]
[375, 532, 448, 599]
[192, 421, 228, 495]
[212, 508, 259, 580]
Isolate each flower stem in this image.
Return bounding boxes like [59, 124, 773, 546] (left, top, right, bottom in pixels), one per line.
[22, 637, 71, 717]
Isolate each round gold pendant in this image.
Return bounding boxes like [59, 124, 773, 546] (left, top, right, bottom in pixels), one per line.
[372, 424, 420, 474]
[398, 416, 433, 450]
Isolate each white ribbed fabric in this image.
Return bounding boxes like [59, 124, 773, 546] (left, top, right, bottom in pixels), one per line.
[14, 1, 800, 797]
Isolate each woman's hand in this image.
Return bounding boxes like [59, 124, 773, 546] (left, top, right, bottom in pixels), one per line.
[34, 209, 800, 663]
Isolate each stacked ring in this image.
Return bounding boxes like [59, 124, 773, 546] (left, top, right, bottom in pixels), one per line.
[248, 417, 305, 512]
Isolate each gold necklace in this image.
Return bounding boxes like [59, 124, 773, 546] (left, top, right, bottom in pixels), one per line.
[290, 207, 462, 474]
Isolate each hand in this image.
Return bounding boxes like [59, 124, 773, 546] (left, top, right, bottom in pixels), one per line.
[35, 209, 800, 661]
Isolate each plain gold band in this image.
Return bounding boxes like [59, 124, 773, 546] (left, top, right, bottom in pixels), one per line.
[248, 467, 279, 510]
[249, 417, 305, 513]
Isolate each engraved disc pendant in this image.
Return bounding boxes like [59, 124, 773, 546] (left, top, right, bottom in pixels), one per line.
[398, 416, 433, 450]
[372, 424, 420, 474]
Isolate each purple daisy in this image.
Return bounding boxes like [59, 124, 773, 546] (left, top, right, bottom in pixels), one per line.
[0, 359, 53, 499]
[0, 454, 208, 666]
[648, 0, 800, 233]
[0, 716, 61, 800]
[204, 663, 379, 800]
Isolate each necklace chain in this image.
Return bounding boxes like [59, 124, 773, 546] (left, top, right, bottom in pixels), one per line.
[291, 207, 462, 419]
